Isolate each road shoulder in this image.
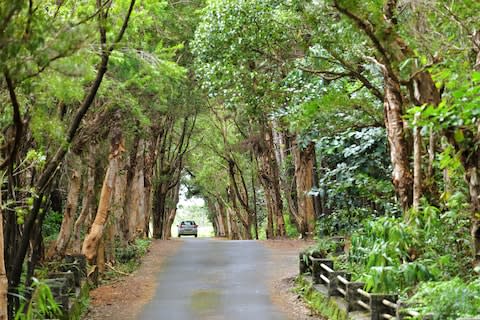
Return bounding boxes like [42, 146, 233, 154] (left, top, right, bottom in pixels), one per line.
[262, 239, 323, 320]
[83, 239, 182, 320]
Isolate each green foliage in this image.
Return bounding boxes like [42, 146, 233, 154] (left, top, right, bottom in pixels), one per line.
[114, 238, 152, 271]
[343, 194, 472, 294]
[318, 208, 374, 237]
[42, 210, 63, 241]
[15, 278, 62, 320]
[304, 238, 342, 260]
[314, 128, 397, 233]
[283, 214, 299, 238]
[408, 278, 480, 320]
[347, 216, 437, 293]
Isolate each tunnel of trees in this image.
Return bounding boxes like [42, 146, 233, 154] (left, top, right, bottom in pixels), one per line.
[1, 0, 480, 318]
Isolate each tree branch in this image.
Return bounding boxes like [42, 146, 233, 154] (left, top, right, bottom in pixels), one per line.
[10, 0, 137, 296]
[296, 64, 351, 80]
[333, 0, 394, 75]
[0, 71, 24, 171]
[328, 51, 384, 101]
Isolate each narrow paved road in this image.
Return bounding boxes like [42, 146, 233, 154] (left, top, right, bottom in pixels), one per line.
[140, 238, 288, 320]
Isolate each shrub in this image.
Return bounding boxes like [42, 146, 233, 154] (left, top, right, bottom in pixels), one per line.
[408, 278, 480, 319]
[15, 278, 62, 320]
[115, 238, 152, 264]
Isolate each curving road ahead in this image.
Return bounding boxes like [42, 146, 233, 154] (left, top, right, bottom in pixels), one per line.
[140, 238, 287, 320]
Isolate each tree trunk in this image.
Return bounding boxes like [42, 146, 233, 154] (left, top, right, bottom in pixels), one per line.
[127, 138, 146, 240]
[383, 74, 413, 212]
[71, 145, 96, 253]
[227, 161, 252, 238]
[113, 155, 127, 245]
[153, 183, 168, 239]
[215, 201, 228, 238]
[162, 182, 180, 239]
[277, 133, 300, 234]
[0, 189, 7, 320]
[49, 155, 82, 258]
[411, 71, 441, 209]
[257, 124, 286, 238]
[294, 140, 316, 237]
[104, 217, 115, 264]
[82, 126, 125, 262]
[413, 113, 422, 211]
[96, 238, 106, 274]
[227, 206, 239, 240]
[251, 167, 259, 240]
[466, 164, 480, 265]
[143, 137, 156, 238]
[312, 157, 323, 218]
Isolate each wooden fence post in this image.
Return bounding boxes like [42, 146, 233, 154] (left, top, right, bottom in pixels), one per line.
[64, 254, 87, 286]
[299, 252, 308, 274]
[312, 258, 333, 284]
[370, 294, 397, 320]
[327, 271, 349, 297]
[346, 282, 365, 312]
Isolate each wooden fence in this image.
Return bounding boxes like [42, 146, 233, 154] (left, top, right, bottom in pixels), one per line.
[45, 254, 89, 319]
[299, 253, 431, 320]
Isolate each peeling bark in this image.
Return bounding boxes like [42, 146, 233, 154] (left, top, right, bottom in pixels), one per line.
[294, 140, 316, 237]
[71, 145, 96, 253]
[127, 138, 146, 240]
[113, 155, 127, 245]
[49, 155, 82, 257]
[384, 74, 413, 212]
[82, 126, 125, 262]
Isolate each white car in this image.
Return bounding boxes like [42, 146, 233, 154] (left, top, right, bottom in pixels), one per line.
[177, 220, 198, 237]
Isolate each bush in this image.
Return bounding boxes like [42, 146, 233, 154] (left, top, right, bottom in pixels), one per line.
[15, 278, 62, 320]
[408, 278, 480, 319]
[317, 208, 375, 237]
[115, 238, 152, 264]
[348, 216, 437, 293]
[284, 214, 299, 238]
[42, 210, 63, 241]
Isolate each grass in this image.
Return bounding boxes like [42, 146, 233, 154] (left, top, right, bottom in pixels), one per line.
[294, 275, 348, 320]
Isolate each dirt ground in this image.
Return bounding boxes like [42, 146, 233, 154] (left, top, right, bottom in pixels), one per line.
[84, 238, 319, 320]
[83, 239, 183, 320]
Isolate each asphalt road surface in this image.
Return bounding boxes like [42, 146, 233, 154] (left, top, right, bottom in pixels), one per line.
[140, 238, 287, 320]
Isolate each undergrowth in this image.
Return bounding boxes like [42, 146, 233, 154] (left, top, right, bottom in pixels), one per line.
[294, 275, 348, 320]
[306, 192, 478, 319]
[105, 238, 152, 278]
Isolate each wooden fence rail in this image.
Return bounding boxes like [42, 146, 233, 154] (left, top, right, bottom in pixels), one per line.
[299, 253, 432, 320]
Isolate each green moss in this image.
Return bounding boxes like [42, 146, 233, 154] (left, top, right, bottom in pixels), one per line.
[294, 275, 348, 320]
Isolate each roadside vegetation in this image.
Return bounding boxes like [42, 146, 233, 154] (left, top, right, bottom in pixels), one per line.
[1, 0, 479, 319]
